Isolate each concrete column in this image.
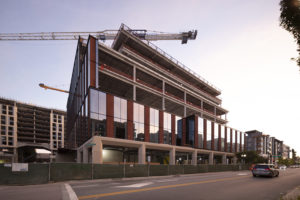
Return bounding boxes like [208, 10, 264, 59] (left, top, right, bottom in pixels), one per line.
[184, 91, 187, 117]
[162, 80, 165, 110]
[138, 144, 146, 164]
[233, 157, 237, 165]
[133, 85, 136, 101]
[192, 150, 197, 166]
[222, 154, 227, 165]
[76, 149, 82, 163]
[133, 65, 136, 81]
[209, 152, 214, 165]
[169, 147, 176, 165]
[133, 65, 136, 101]
[92, 137, 103, 164]
[83, 147, 88, 163]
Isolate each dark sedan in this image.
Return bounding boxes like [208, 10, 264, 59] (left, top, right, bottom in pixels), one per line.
[252, 164, 279, 177]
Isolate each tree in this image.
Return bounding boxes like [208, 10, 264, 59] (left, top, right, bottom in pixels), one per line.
[292, 148, 297, 160]
[236, 151, 267, 164]
[279, 0, 300, 67]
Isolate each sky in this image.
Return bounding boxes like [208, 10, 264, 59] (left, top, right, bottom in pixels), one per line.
[0, 0, 299, 154]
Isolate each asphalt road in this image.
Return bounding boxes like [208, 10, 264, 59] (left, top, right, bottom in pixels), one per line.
[0, 168, 300, 200]
[72, 168, 300, 200]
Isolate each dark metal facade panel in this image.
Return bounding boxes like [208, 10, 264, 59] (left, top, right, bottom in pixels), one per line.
[106, 94, 114, 138]
[144, 106, 150, 142]
[127, 100, 133, 140]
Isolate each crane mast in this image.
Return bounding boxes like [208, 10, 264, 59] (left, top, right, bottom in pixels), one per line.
[0, 29, 197, 44]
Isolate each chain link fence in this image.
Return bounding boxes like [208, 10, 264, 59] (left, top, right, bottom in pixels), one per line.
[0, 163, 250, 185]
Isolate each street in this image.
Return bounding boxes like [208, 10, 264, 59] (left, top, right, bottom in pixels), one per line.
[1, 168, 300, 200]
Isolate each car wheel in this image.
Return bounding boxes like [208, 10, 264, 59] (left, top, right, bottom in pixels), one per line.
[276, 172, 279, 177]
[253, 174, 256, 177]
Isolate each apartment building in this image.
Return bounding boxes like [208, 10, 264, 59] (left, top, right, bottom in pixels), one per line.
[0, 97, 66, 162]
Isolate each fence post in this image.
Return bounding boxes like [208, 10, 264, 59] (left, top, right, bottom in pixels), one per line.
[91, 163, 94, 180]
[48, 163, 51, 182]
[123, 159, 126, 178]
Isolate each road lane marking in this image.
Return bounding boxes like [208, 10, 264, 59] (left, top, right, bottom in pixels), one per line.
[65, 184, 79, 200]
[78, 176, 248, 199]
[156, 179, 179, 183]
[116, 182, 153, 188]
[73, 184, 100, 189]
[237, 173, 248, 176]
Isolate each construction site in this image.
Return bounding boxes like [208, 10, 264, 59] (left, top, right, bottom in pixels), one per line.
[0, 24, 246, 165]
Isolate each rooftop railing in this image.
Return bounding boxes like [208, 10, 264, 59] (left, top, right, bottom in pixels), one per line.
[120, 23, 221, 93]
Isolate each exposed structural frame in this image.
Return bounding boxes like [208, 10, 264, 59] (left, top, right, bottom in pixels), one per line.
[0, 26, 197, 44]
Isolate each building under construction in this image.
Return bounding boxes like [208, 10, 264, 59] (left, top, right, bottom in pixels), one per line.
[0, 97, 66, 162]
[67, 24, 246, 165]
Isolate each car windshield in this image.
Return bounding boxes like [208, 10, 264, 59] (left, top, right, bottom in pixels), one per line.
[255, 165, 270, 169]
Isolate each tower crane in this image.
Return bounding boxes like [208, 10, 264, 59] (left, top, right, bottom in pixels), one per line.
[0, 29, 197, 44]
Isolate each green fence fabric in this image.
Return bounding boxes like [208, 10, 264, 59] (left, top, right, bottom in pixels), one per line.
[0, 164, 48, 185]
[149, 165, 169, 176]
[169, 165, 184, 175]
[124, 164, 148, 178]
[0, 163, 250, 185]
[93, 164, 123, 179]
[50, 163, 91, 182]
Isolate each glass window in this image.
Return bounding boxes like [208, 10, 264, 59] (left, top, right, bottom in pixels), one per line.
[226, 127, 231, 152]
[241, 133, 245, 152]
[9, 117, 14, 126]
[232, 129, 236, 153]
[1, 116, 5, 124]
[150, 108, 159, 143]
[198, 117, 204, 149]
[8, 127, 13, 136]
[99, 91, 106, 115]
[186, 116, 194, 147]
[8, 106, 13, 115]
[90, 89, 99, 115]
[114, 96, 127, 139]
[1, 126, 6, 135]
[207, 120, 211, 150]
[176, 118, 182, 146]
[134, 103, 144, 141]
[214, 122, 218, 151]
[237, 131, 240, 152]
[8, 137, 13, 146]
[2, 105, 6, 114]
[2, 136, 6, 145]
[114, 96, 127, 122]
[175, 116, 182, 135]
[221, 125, 225, 151]
[163, 113, 171, 144]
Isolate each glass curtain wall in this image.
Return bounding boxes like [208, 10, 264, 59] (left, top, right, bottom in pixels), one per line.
[163, 113, 172, 144]
[150, 108, 159, 143]
[232, 129, 236, 153]
[206, 120, 212, 150]
[227, 127, 231, 152]
[176, 116, 182, 146]
[214, 122, 218, 151]
[241, 133, 245, 152]
[186, 116, 195, 147]
[114, 96, 127, 139]
[198, 117, 204, 149]
[221, 125, 225, 151]
[236, 131, 240, 153]
[133, 103, 144, 141]
[90, 89, 106, 136]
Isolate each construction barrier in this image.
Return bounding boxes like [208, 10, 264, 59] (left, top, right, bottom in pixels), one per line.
[0, 163, 250, 185]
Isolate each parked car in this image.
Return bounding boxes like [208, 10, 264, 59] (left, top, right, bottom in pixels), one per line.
[279, 165, 287, 170]
[252, 164, 279, 177]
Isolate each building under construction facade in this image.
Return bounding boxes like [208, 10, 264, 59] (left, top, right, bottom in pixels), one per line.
[67, 24, 246, 165]
[0, 97, 66, 162]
